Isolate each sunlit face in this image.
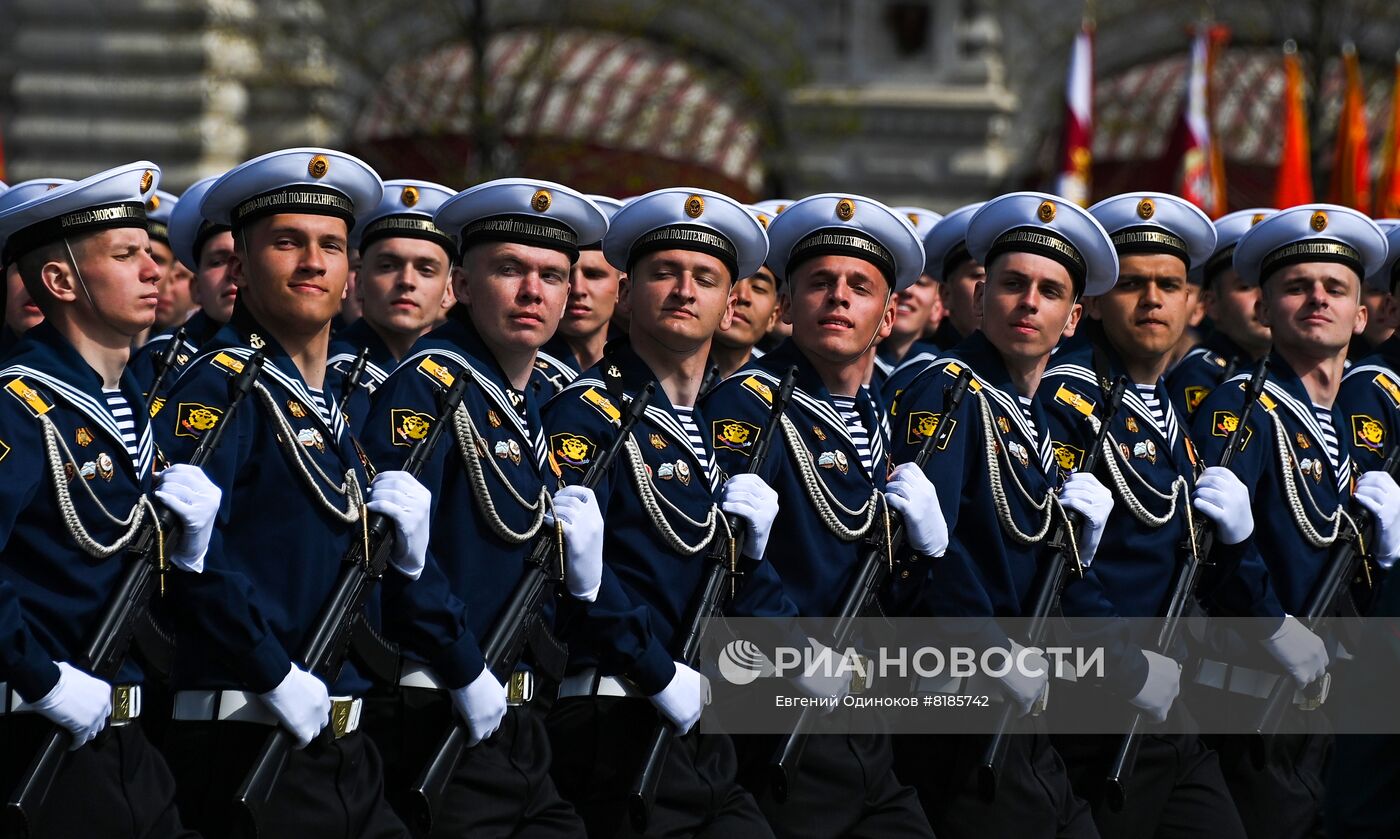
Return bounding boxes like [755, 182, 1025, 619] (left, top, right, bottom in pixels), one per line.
[619, 249, 734, 353]
[191, 230, 237, 322]
[560, 248, 622, 340]
[943, 257, 986, 337]
[456, 241, 571, 356]
[358, 237, 454, 340]
[1203, 266, 1272, 353]
[66, 227, 162, 337]
[5, 264, 44, 334]
[975, 251, 1081, 365]
[232, 213, 349, 336]
[891, 274, 939, 341]
[1259, 262, 1366, 357]
[1086, 253, 1192, 363]
[782, 254, 895, 366]
[715, 265, 779, 351]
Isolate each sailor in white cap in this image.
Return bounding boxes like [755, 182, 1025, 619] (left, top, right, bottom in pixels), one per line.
[0, 162, 216, 836]
[888, 192, 1117, 839]
[543, 186, 782, 837]
[1188, 204, 1398, 839]
[0, 179, 69, 348]
[704, 192, 941, 837]
[751, 198, 798, 350]
[1040, 193, 1250, 837]
[878, 202, 989, 406]
[322, 178, 458, 434]
[706, 204, 783, 385]
[535, 193, 627, 395]
[141, 188, 198, 337]
[870, 207, 944, 398]
[356, 177, 609, 836]
[1166, 209, 1277, 418]
[1350, 218, 1400, 361]
[155, 148, 473, 838]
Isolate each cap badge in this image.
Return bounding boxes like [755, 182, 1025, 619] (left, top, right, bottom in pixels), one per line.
[907, 212, 920, 226]
[756, 213, 770, 229]
[140, 170, 154, 193]
[1038, 200, 1057, 223]
[308, 155, 330, 179]
[1136, 198, 1155, 220]
[1251, 213, 1267, 225]
[147, 194, 161, 212]
[836, 198, 856, 221]
[685, 194, 706, 219]
[1310, 211, 1328, 232]
[532, 189, 553, 213]
[401, 186, 419, 207]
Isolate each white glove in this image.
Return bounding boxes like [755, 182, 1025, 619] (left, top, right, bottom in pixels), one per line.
[1128, 650, 1182, 723]
[1261, 615, 1329, 689]
[884, 462, 949, 557]
[1192, 466, 1254, 545]
[31, 662, 112, 750]
[449, 666, 508, 746]
[1059, 472, 1114, 567]
[366, 470, 432, 580]
[719, 473, 779, 560]
[994, 641, 1049, 718]
[649, 661, 711, 735]
[793, 639, 853, 714]
[259, 664, 330, 749]
[1355, 471, 1400, 568]
[153, 464, 221, 573]
[545, 486, 604, 602]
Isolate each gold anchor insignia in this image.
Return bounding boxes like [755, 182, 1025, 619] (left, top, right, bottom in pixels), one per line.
[249, 333, 266, 349]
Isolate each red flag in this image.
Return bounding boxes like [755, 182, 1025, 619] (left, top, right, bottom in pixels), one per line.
[1328, 42, 1371, 211]
[1054, 17, 1094, 206]
[1275, 41, 1314, 208]
[1175, 23, 1230, 217]
[1376, 51, 1400, 218]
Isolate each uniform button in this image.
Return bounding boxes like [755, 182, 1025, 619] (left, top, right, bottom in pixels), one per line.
[900, 570, 910, 579]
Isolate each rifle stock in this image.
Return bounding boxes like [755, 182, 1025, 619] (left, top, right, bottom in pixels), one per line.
[768, 369, 973, 802]
[234, 373, 469, 835]
[4, 351, 265, 838]
[627, 367, 798, 832]
[976, 376, 1127, 803]
[408, 382, 656, 836]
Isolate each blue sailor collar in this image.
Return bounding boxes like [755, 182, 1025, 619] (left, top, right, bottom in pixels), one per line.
[745, 338, 888, 480]
[213, 300, 348, 443]
[327, 316, 397, 387]
[0, 320, 154, 476]
[943, 330, 1056, 473]
[1049, 335, 1181, 448]
[1233, 350, 1352, 488]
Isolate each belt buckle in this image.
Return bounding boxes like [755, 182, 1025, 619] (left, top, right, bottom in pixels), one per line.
[507, 671, 534, 706]
[1295, 673, 1332, 711]
[111, 685, 138, 724]
[849, 654, 872, 695]
[330, 698, 358, 739]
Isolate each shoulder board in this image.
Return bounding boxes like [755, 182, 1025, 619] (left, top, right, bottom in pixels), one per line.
[1053, 382, 1095, 417]
[940, 361, 983, 392]
[1208, 352, 1226, 368]
[580, 386, 621, 423]
[1233, 377, 1277, 412]
[1375, 372, 1400, 407]
[741, 374, 774, 405]
[211, 351, 246, 375]
[4, 376, 52, 416]
[415, 355, 456, 388]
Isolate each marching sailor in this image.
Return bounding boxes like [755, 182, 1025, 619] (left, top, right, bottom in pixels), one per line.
[869, 207, 942, 397]
[537, 194, 626, 394]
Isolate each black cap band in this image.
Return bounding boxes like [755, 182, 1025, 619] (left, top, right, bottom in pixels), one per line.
[231, 185, 355, 230]
[147, 220, 170, 245]
[787, 228, 896, 288]
[4, 201, 147, 266]
[1259, 240, 1363, 284]
[460, 214, 579, 263]
[986, 226, 1087, 295]
[1202, 245, 1236, 288]
[359, 214, 455, 261]
[1110, 225, 1189, 263]
[628, 224, 738, 280]
[940, 242, 973, 282]
[191, 220, 233, 269]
